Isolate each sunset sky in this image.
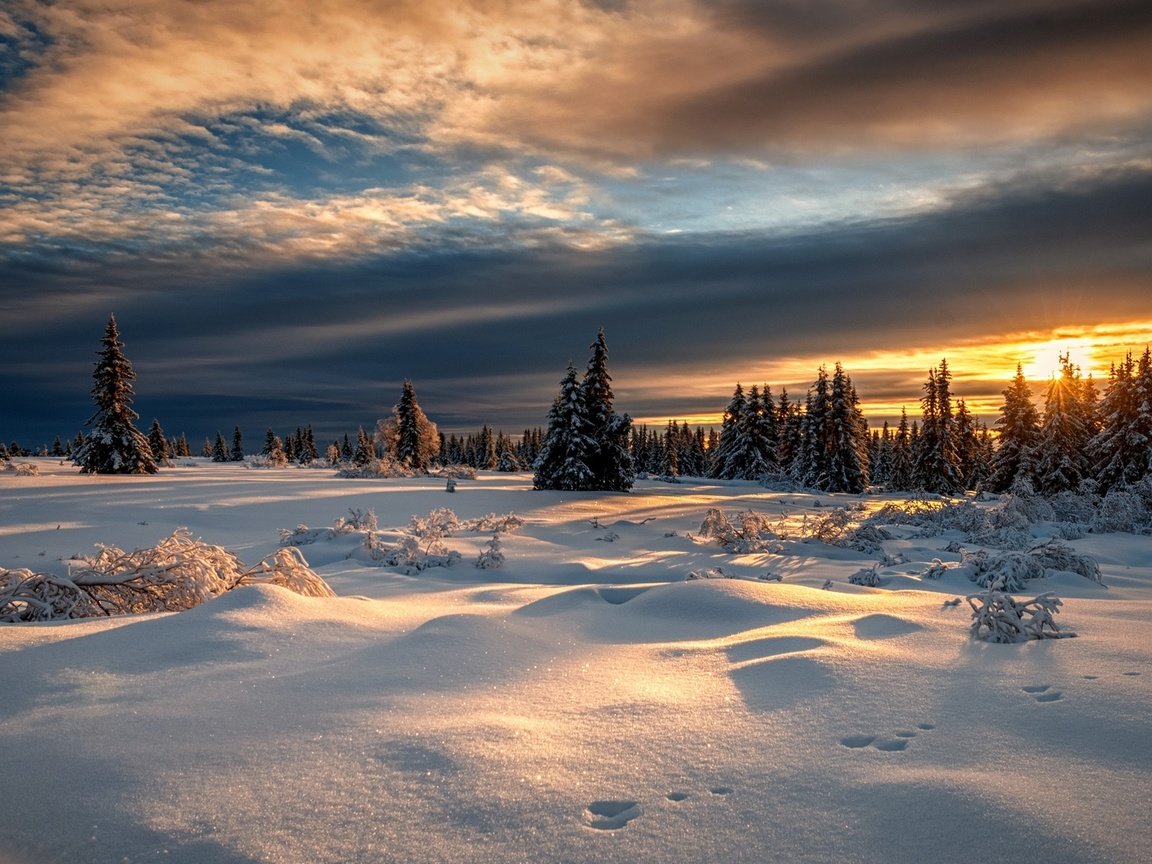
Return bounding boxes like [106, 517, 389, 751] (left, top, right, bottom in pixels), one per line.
[2, 0, 1151, 447]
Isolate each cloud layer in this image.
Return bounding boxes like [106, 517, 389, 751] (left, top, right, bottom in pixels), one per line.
[2, 0, 1150, 445]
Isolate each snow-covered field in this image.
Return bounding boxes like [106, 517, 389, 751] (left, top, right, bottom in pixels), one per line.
[2, 460, 1150, 864]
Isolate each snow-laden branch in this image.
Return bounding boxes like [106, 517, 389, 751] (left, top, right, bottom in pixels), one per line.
[1, 529, 333, 622]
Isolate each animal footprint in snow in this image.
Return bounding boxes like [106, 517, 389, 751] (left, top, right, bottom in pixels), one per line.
[583, 800, 641, 830]
[841, 724, 932, 752]
[1022, 684, 1063, 702]
[666, 791, 690, 802]
[709, 786, 733, 796]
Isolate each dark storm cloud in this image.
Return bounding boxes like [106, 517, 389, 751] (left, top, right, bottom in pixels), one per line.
[3, 164, 1150, 447]
[501, 0, 1152, 160]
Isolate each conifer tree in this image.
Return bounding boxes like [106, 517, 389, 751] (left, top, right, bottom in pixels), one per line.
[796, 366, 831, 488]
[230, 426, 245, 462]
[1089, 350, 1152, 491]
[988, 364, 1041, 493]
[912, 360, 963, 493]
[201, 437, 213, 458]
[824, 362, 869, 493]
[392, 380, 440, 471]
[661, 420, 680, 479]
[1029, 355, 1091, 495]
[889, 408, 914, 490]
[579, 328, 634, 491]
[147, 420, 172, 464]
[354, 427, 374, 465]
[871, 422, 893, 487]
[712, 384, 748, 480]
[211, 431, 229, 463]
[533, 364, 596, 490]
[73, 315, 157, 475]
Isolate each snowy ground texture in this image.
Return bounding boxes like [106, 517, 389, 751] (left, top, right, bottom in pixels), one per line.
[2, 460, 1150, 864]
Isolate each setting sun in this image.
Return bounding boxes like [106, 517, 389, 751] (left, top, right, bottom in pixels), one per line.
[1022, 338, 1098, 382]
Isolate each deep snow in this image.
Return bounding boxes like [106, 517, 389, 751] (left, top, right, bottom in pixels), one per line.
[1, 460, 1149, 864]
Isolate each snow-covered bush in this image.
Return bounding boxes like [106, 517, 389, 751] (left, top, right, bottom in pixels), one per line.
[365, 508, 462, 572]
[961, 540, 1103, 590]
[3, 461, 39, 476]
[436, 464, 477, 480]
[334, 508, 378, 534]
[1028, 539, 1104, 585]
[279, 524, 336, 546]
[1091, 488, 1150, 534]
[475, 535, 505, 569]
[962, 549, 1045, 592]
[246, 452, 288, 469]
[967, 584, 1074, 642]
[1, 530, 333, 621]
[687, 566, 730, 580]
[805, 507, 852, 545]
[839, 524, 891, 554]
[699, 508, 779, 553]
[336, 456, 414, 479]
[922, 558, 950, 579]
[848, 564, 881, 587]
[463, 512, 525, 534]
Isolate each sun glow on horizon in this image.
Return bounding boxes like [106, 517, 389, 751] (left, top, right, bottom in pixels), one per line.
[630, 320, 1152, 430]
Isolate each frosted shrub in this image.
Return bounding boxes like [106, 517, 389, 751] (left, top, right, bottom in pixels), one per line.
[967, 584, 1074, 643]
[1, 529, 333, 621]
[437, 464, 478, 480]
[848, 564, 881, 587]
[365, 508, 462, 572]
[475, 535, 505, 569]
[464, 512, 525, 534]
[961, 541, 1103, 590]
[839, 524, 891, 554]
[963, 549, 1045, 592]
[334, 508, 378, 534]
[336, 456, 414, 479]
[1028, 539, 1104, 585]
[922, 558, 950, 579]
[1091, 489, 1149, 534]
[807, 507, 852, 544]
[3, 462, 40, 476]
[699, 508, 778, 553]
[279, 524, 336, 546]
[246, 453, 288, 469]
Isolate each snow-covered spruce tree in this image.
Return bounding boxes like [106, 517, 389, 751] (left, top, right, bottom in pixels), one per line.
[533, 364, 596, 490]
[73, 315, 157, 475]
[1089, 350, 1152, 491]
[870, 422, 893, 487]
[211, 431, 229, 462]
[230, 426, 245, 462]
[796, 366, 831, 488]
[147, 419, 172, 465]
[824, 362, 869, 493]
[580, 328, 634, 491]
[912, 360, 963, 493]
[390, 380, 440, 471]
[729, 384, 778, 480]
[988, 364, 1040, 493]
[775, 388, 802, 477]
[712, 383, 748, 479]
[1029, 355, 1091, 496]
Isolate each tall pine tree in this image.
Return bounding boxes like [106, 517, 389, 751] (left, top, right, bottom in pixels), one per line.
[73, 315, 157, 475]
[988, 364, 1041, 492]
[1029, 355, 1091, 495]
[533, 364, 596, 490]
[580, 328, 634, 491]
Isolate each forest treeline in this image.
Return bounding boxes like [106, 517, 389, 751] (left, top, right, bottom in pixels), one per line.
[6, 318, 1151, 500]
